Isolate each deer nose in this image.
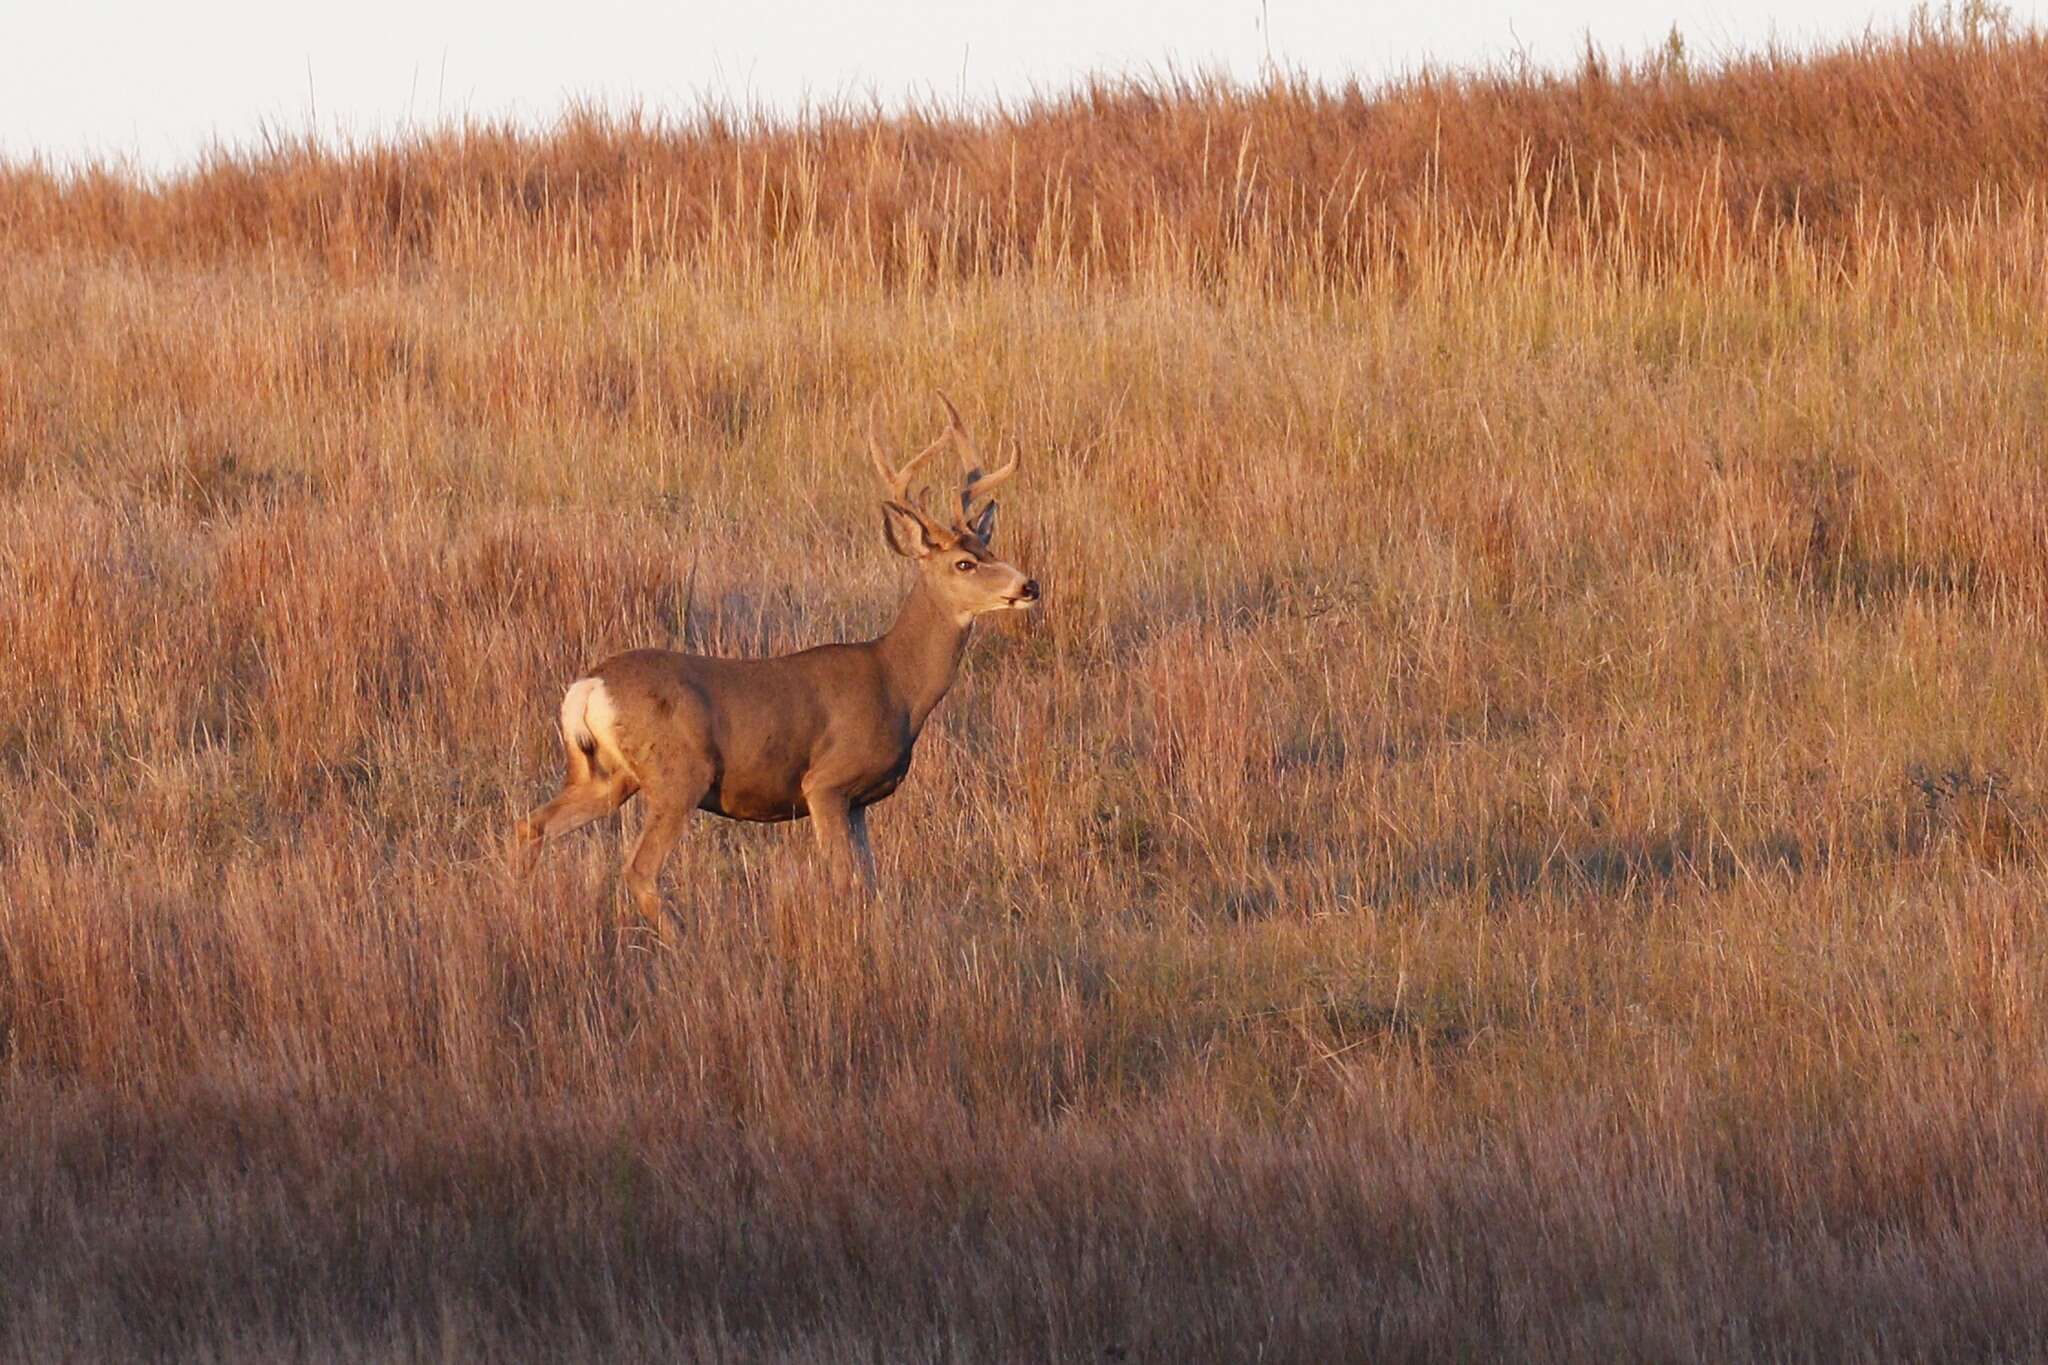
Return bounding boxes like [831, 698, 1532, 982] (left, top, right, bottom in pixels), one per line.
[1020, 579, 1040, 600]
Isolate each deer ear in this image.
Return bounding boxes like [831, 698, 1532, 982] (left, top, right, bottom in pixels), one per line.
[881, 501, 939, 558]
[966, 499, 998, 545]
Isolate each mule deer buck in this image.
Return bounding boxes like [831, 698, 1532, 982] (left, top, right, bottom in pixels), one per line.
[510, 393, 1038, 927]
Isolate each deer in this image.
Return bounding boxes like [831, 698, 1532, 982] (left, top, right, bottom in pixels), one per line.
[510, 393, 1038, 929]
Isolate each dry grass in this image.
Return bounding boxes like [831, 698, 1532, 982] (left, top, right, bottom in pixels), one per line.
[8, 14, 2048, 1361]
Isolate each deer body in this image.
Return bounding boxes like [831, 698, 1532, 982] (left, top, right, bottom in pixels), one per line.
[574, 583, 968, 824]
[512, 395, 1034, 926]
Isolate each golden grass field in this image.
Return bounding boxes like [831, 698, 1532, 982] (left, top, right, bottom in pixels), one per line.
[6, 13, 2048, 1359]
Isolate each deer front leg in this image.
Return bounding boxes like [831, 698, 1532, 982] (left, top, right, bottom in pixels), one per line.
[847, 805, 878, 892]
[805, 788, 876, 894]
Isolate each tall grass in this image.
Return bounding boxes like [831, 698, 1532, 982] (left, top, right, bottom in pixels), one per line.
[6, 15, 2048, 1360]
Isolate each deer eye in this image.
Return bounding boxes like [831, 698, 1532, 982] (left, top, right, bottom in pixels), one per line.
[954, 559, 976, 573]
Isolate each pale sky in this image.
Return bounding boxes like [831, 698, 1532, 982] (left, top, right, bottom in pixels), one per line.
[1, 0, 2030, 175]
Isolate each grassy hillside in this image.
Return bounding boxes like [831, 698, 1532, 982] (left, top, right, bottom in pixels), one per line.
[6, 14, 2048, 1359]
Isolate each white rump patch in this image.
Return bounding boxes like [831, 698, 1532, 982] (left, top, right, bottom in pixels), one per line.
[559, 677, 623, 768]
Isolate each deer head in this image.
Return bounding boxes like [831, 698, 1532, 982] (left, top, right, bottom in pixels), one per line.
[870, 394, 1039, 618]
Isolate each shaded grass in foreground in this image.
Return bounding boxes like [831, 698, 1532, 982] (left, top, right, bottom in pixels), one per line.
[10, 1072, 2048, 1360]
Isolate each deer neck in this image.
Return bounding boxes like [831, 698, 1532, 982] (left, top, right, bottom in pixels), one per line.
[876, 577, 972, 732]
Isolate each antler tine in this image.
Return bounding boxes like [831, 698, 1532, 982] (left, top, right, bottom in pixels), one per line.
[936, 391, 1018, 519]
[868, 395, 948, 506]
[866, 396, 903, 498]
[962, 450, 1018, 512]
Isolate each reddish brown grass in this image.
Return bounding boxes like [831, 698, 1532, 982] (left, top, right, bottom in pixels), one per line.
[7, 15, 2048, 1360]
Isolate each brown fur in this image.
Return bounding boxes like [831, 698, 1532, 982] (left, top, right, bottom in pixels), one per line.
[511, 399, 1035, 929]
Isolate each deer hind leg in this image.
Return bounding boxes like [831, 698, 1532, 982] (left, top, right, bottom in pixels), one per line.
[510, 736, 637, 878]
[621, 756, 714, 935]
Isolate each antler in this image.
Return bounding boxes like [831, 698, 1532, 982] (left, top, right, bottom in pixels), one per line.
[868, 395, 951, 506]
[936, 392, 1017, 521]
